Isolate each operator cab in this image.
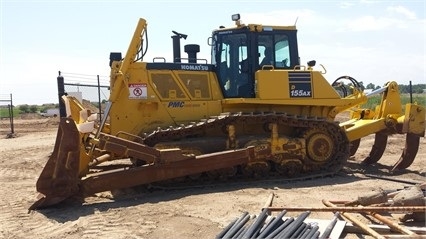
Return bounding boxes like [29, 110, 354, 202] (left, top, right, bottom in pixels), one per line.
[211, 14, 300, 98]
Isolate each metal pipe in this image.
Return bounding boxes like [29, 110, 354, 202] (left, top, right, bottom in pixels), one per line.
[296, 224, 311, 239]
[343, 222, 426, 235]
[263, 192, 275, 210]
[363, 209, 418, 236]
[312, 230, 321, 238]
[257, 210, 287, 238]
[234, 222, 250, 239]
[9, 94, 14, 135]
[298, 228, 311, 239]
[363, 173, 423, 185]
[366, 86, 387, 97]
[258, 217, 276, 236]
[322, 199, 385, 239]
[222, 213, 250, 239]
[267, 206, 426, 212]
[301, 225, 319, 239]
[215, 217, 238, 239]
[89, 154, 111, 167]
[97, 75, 102, 122]
[279, 211, 311, 239]
[220, 212, 248, 239]
[266, 217, 294, 238]
[319, 212, 339, 239]
[290, 222, 307, 238]
[384, 235, 426, 239]
[242, 208, 268, 238]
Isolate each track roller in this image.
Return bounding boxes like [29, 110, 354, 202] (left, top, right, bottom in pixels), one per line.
[275, 160, 303, 177]
[241, 161, 272, 178]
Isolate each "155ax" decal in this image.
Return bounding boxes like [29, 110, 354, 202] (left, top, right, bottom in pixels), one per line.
[289, 83, 312, 98]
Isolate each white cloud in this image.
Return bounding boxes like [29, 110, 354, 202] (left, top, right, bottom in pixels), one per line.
[359, 0, 380, 4]
[339, 1, 355, 9]
[387, 6, 417, 20]
[341, 16, 406, 31]
[241, 9, 316, 26]
[301, 42, 423, 86]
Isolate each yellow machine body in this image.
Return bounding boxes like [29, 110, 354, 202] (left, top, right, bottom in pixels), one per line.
[30, 16, 425, 210]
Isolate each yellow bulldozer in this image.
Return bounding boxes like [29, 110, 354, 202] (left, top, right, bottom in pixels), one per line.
[30, 14, 425, 210]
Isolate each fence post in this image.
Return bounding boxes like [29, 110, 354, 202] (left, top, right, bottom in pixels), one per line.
[97, 75, 102, 122]
[57, 71, 66, 117]
[9, 94, 14, 134]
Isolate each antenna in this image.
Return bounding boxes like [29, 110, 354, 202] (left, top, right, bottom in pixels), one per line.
[294, 16, 299, 26]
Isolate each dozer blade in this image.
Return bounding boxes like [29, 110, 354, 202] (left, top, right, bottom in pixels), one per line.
[29, 118, 80, 210]
[362, 131, 387, 165]
[391, 133, 420, 171]
[79, 147, 255, 196]
[29, 117, 256, 210]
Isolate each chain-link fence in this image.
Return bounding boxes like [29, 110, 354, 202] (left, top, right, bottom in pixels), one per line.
[58, 72, 110, 121]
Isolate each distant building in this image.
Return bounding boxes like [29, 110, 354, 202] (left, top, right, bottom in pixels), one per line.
[40, 108, 59, 117]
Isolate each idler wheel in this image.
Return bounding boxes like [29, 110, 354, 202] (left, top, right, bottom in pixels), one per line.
[305, 128, 335, 163]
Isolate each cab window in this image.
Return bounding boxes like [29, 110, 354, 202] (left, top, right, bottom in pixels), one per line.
[258, 34, 290, 68]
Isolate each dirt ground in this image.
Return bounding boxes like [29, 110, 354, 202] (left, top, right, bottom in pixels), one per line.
[0, 116, 424, 239]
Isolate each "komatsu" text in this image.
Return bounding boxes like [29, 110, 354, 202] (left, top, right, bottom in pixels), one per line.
[180, 65, 209, 71]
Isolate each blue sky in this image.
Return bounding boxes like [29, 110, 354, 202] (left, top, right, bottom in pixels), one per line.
[0, 0, 425, 105]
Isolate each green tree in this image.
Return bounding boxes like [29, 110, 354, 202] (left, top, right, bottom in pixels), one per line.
[366, 83, 375, 89]
[18, 104, 29, 113]
[29, 105, 38, 113]
[415, 88, 424, 94]
[357, 81, 365, 91]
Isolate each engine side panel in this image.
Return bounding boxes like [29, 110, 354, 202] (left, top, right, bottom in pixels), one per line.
[109, 62, 224, 136]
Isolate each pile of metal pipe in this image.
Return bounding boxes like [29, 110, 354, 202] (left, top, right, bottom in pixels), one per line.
[216, 209, 339, 239]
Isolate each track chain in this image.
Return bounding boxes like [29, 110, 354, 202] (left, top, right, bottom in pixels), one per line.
[142, 112, 350, 182]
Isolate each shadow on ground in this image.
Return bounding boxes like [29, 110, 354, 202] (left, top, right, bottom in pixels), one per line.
[35, 160, 425, 223]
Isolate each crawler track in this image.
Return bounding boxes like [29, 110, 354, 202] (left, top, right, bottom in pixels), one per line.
[143, 112, 350, 182]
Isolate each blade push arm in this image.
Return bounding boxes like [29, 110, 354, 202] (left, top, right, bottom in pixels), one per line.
[110, 18, 147, 103]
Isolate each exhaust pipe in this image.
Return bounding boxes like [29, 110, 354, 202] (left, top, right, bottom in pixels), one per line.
[184, 44, 200, 63]
[171, 31, 187, 63]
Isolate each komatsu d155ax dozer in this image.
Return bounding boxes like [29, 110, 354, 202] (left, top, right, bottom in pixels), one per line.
[30, 14, 425, 210]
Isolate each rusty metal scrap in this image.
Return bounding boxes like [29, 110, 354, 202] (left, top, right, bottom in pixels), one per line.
[322, 199, 386, 239]
[323, 199, 423, 238]
[266, 205, 426, 213]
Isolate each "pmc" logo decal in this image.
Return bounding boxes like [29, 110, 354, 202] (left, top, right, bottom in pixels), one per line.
[167, 101, 185, 108]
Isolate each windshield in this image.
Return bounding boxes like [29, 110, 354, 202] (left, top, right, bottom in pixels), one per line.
[215, 33, 248, 97]
[258, 34, 290, 68]
[211, 27, 298, 99]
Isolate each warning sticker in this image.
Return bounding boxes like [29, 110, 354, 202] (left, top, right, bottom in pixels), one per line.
[129, 83, 147, 99]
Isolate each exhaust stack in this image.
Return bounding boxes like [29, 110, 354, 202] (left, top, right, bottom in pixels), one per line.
[171, 31, 187, 63]
[184, 44, 200, 63]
